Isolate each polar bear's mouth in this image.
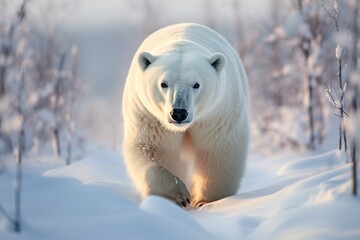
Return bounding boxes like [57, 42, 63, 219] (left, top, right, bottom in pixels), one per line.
[167, 119, 192, 132]
[168, 117, 192, 125]
[169, 120, 191, 125]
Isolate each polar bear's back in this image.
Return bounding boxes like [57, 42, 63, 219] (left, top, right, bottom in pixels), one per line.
[140, 23, 232, 52]
[138, 23, 235, 59]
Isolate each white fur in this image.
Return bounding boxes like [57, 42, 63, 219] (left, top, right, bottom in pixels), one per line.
[122, 23, 249, 207]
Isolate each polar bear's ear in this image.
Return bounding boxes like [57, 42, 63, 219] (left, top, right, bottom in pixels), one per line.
[208, 53, 227, 73]
[138, 51, 156, 71]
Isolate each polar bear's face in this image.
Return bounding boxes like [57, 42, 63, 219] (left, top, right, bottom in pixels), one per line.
[137, 51, 226, 132]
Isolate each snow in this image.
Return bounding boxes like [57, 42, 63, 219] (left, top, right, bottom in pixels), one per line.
[1, 145, 359, 240]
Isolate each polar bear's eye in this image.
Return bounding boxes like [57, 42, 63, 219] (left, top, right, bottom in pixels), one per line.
[193, 83, 200, 89]
[160, 82, 168, 88]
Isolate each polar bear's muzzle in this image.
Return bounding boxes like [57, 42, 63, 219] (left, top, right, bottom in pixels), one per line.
[170, 109, 189, 123]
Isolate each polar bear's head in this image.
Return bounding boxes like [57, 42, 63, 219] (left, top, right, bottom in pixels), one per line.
[136, 50, 226, 132]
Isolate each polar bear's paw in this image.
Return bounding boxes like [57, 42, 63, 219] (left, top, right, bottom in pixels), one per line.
[164, 176, 191, 208]
[147, 167, 191, 208]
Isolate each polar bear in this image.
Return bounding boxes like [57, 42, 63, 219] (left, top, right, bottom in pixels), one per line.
[122, 23, 249, 207]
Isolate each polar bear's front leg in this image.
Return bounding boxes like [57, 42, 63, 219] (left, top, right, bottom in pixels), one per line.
[190, 144, 246, 207]
[124, 143, 191, 207]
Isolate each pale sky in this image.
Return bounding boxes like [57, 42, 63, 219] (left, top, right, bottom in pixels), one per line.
[47, 0, 271, 30]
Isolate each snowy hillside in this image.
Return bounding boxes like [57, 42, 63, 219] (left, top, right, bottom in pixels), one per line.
[1, 146, 359, 240]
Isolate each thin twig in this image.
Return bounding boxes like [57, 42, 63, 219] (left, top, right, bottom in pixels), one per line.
[0, 203, 15, 225]
[321, 0, 340, 32]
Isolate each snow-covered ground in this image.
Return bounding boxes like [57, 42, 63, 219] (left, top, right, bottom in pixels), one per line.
[0, 144, 359, 240]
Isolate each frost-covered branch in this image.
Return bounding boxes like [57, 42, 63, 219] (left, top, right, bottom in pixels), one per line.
[66, 45, 79, 165]
[0, 0, 28, 95]
[297, 0, 324, 150]
[14, 129, 24, 233]
[322, 0, 348, 151]
[321, 0, 340, 32]
[0, 1, 28, 232]
[325, 88, 349, 117]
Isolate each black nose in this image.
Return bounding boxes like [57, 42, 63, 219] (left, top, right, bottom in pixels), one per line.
[170, 109, 188, 123]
